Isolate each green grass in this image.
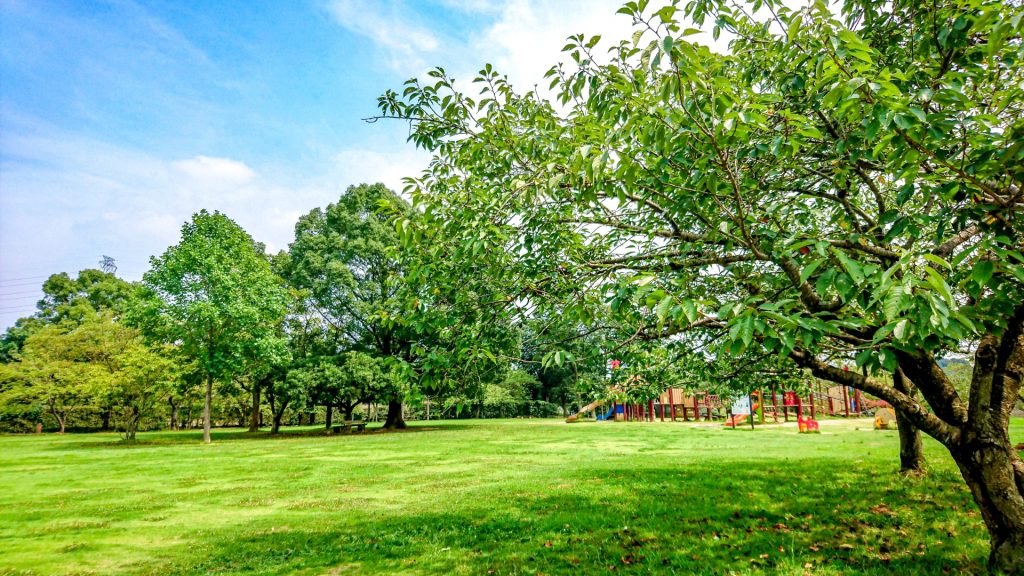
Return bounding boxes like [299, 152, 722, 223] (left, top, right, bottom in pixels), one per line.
[0, 418, 1017, 575]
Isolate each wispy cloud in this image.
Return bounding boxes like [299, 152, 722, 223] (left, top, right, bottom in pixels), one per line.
[173, 156, 257, 187]
[324, 0, 440, 71]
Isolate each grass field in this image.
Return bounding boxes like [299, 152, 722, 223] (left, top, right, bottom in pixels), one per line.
[0, 418, 1018, 576]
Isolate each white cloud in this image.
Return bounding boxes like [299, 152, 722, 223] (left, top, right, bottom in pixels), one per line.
[331, 147, 432, 196]
[172, 155, 256, 186]
[324, 0, 439, 71]
[465, 0, 629, 89]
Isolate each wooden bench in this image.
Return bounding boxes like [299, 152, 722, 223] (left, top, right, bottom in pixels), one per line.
[332, 420, 367, 433]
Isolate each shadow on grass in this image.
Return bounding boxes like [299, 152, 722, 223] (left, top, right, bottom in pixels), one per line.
[45, 423, 480, 451]
[144, 462, 988, 576]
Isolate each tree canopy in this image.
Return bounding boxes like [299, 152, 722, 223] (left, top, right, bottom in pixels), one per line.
[378, 0, 1024, 569]
[142, 210, 289, 443]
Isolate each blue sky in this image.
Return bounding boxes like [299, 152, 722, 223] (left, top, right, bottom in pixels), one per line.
[0, 0, 643, 328]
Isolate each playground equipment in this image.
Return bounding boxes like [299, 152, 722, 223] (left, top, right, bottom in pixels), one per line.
[806, 382, 865, 417]
[656, 388, 725, 421]
[567, 376, 873, 426]
[723, 393, 759, 428]
[874, 407, 898, 429]
[565, 399, 606, 423]
[798, 415, 820, 433]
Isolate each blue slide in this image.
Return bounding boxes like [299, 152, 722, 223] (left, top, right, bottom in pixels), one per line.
[597, 405, 616, 421]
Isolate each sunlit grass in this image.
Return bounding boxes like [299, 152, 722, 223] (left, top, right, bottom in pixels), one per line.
[1, 418, 1016, 575]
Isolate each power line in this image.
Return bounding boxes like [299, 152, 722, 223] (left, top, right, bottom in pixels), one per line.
[0, 269, 147, 288]
[0, 295, 42, 302]
[0, 274, 53, 283]
[0, 289, 42, 297]
[0, 279, 50, 288]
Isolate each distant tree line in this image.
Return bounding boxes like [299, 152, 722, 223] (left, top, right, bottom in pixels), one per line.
[0, 184, 619, 439]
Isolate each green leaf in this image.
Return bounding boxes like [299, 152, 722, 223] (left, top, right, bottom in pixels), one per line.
[893, 319, 910, 341]
[832, 249, 864, 283]
[924, 267, 953, 306]
[662, 35, 674, 55]
[922, 254, 951, 270]
[655, 294, 673, 321]
[787, 13, 802, 42]
[971, 260, 995, 286]
[800, 258, 826, 284]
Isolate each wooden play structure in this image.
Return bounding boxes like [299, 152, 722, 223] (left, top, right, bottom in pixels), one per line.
[806, 381, 866, 417]
[565, 375, 871, 424]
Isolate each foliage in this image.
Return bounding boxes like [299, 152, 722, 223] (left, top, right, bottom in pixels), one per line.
[379, 0, 1024, 566]
[37, 269, 136, 325]
[108, 341, 183, 440]
[142, 210, 289, 442]
[286, 184, 420, 427]
[287, 184, 413, 359]
[481, 369, 535, 417]
[0, 314, 181, 437]
[0, 269, 136, 363]
[300, 351, 398, 420]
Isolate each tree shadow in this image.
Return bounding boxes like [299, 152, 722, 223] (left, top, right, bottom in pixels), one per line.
[133, 461, 987, 575]
[45, 422, 477, 450]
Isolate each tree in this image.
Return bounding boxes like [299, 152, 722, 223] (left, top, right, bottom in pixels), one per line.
[2, 318, 117, 433]
[38, 269, 135, 325]
[379, 0, 1024, 569]
[1, 269, 135, 363]
[324, 351, 394, 421]
[107, 338, 181, 441]
[287, 184, 416, 429]
[142, 210, 289, 443]
[265, 365, 304, 433]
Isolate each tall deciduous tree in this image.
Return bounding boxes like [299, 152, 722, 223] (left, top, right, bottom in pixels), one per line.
[379, 0, 1024, 569]
[142, 210, 289, 443]
[287, 184, 414, 429]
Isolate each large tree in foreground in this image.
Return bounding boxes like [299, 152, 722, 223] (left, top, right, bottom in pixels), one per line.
[380, 0, 1024, 569]
[142, 210, 288, 443]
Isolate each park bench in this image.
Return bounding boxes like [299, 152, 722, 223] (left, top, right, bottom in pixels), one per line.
[332, 420, 366, 433]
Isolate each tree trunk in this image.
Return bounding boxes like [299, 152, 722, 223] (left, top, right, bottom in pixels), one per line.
[951, 435, 1024, 572]
[169, 397, 179, 430]
[248, 383, 261, 432]
[271, 405, 286, 434]
[384, 400, 406, 429]
[124, 408, 140, 441]
[344, 404, 354, 421]
[893, 367, 926, 474]
[50, 404, 65, 434]
[792, 332, 1024, 573]
[101, 410, 111, 431]
[325, 405, 333, 429]
[202, 375, 213, 444]
[959, 323, 1024, 573]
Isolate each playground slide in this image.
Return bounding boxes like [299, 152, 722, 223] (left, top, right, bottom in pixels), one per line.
[597, 405, 615, 421]
[565, 400, 606, 423]
[723, 402, 760, 427]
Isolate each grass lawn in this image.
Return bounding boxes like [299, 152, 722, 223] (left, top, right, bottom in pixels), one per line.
[1, 417, 1018, 575]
